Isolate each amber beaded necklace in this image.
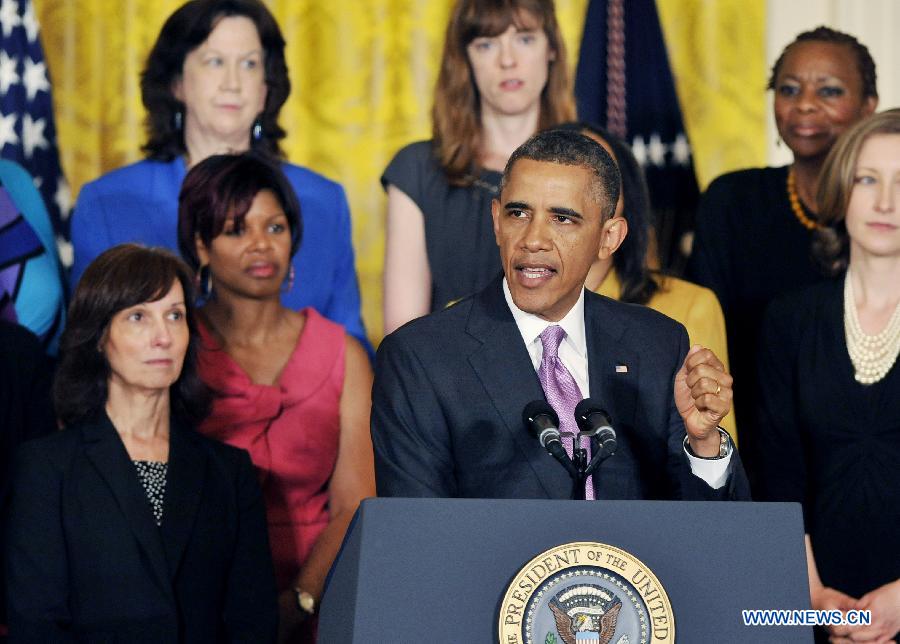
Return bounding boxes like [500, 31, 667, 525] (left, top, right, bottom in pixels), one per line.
[787, 167, 822, 231]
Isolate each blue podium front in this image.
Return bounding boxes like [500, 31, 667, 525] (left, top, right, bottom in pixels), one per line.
[320, 498, 811, 643]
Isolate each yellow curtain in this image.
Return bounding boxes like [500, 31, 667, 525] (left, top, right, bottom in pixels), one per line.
[656, 0, 767, 190]
[37, 0, 765, 342]
[37, 0, 587, 344]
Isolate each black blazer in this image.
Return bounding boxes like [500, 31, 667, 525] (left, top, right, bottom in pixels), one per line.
[372, 276, 749, 501]
[5, 414, 278, 642]
[0, 321, 56, 627]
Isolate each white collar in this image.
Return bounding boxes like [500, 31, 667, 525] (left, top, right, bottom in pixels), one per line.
[502, 277, 587, 357]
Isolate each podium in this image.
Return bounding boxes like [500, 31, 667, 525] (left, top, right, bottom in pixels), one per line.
[320, 498, 811, 642]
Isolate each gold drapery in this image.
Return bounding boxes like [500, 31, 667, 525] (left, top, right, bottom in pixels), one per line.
[36, 0, 761, 344]
[657, 0, 766, 190]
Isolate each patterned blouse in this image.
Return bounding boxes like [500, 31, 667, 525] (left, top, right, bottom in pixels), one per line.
[133, 460, 167, 527]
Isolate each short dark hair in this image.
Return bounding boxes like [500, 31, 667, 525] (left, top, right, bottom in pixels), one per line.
[177, 153, 303, 270]
[502, 129, 621, 220]
[55, 244, 211, 427]
[558, 121, 659, 305]
[768, 26, 878, 100]
[141, 0, 290, 161]
[813, 109, 900, 275]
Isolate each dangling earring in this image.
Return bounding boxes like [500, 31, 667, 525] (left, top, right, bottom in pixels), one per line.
[282, 264, 295, 293]
[198, 264, 213, 299]
[174, 109, 183, 133]
[252, 117, 263, 142]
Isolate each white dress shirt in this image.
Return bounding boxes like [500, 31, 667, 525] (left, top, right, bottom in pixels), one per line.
[502, 278, 732, 490]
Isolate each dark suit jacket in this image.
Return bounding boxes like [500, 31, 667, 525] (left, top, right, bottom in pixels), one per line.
[372, 276, 749, 501]
[0, 322, 56, 627]
[5, 414, 278, 643]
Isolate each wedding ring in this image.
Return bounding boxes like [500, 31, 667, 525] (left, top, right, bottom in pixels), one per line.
[715, 383, 721, 396]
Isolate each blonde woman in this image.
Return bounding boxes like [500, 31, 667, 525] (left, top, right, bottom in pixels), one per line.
[756, 110, 900, 642]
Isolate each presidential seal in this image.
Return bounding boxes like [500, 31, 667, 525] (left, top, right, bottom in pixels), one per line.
[498, 542, 674, 644]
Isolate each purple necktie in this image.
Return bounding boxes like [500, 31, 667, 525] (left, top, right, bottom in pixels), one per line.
[538, 325, 594, 499]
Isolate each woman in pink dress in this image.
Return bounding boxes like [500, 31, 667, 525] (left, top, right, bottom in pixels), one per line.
[177, 152, 375, 642]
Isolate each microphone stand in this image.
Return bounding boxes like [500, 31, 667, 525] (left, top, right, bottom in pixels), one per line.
[564, 433, 617, 499]
[571, 443, 588, 501]
[584, 443, 616, 476]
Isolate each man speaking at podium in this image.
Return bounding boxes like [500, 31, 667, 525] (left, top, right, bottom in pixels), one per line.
[372, 129, 749, 502]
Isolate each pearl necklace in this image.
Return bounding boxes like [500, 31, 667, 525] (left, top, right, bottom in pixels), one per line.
[787, 167, 822, 231]
[844, 270, 900, 384]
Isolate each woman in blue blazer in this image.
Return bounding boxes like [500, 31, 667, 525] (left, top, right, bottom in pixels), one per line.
[6, 245, 277, 642]
[69, 0, 370, 354]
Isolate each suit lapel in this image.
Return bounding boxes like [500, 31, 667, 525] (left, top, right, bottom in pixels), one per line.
[584, 294, 640, 499]
[160, 421, 206, 580]
[83, 415, 173, 602]
[585, 293, 639, 429]
[466, 277, 572, 497]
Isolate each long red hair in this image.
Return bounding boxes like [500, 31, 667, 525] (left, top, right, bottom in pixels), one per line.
[432, 0, 576, 186]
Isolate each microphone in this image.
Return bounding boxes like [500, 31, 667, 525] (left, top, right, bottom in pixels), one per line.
[523, 400, 578, 478]
[574, 398, 617, 456]
[523, 400, 561, 448]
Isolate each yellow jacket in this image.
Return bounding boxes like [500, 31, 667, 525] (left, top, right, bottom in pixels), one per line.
[595, 269, 737, 446]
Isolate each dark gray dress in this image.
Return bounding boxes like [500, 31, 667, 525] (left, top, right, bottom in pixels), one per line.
[382, 140, 503, 312]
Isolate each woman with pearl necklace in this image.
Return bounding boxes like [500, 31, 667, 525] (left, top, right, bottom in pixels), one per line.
[755, 109, 900, 643]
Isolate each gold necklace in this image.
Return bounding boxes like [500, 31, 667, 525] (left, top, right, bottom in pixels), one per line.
[786, 167, 822, 231]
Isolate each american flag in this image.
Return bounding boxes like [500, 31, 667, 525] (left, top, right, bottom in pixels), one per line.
[575, 0, 700, 272]
[0, 0, 70, 249]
